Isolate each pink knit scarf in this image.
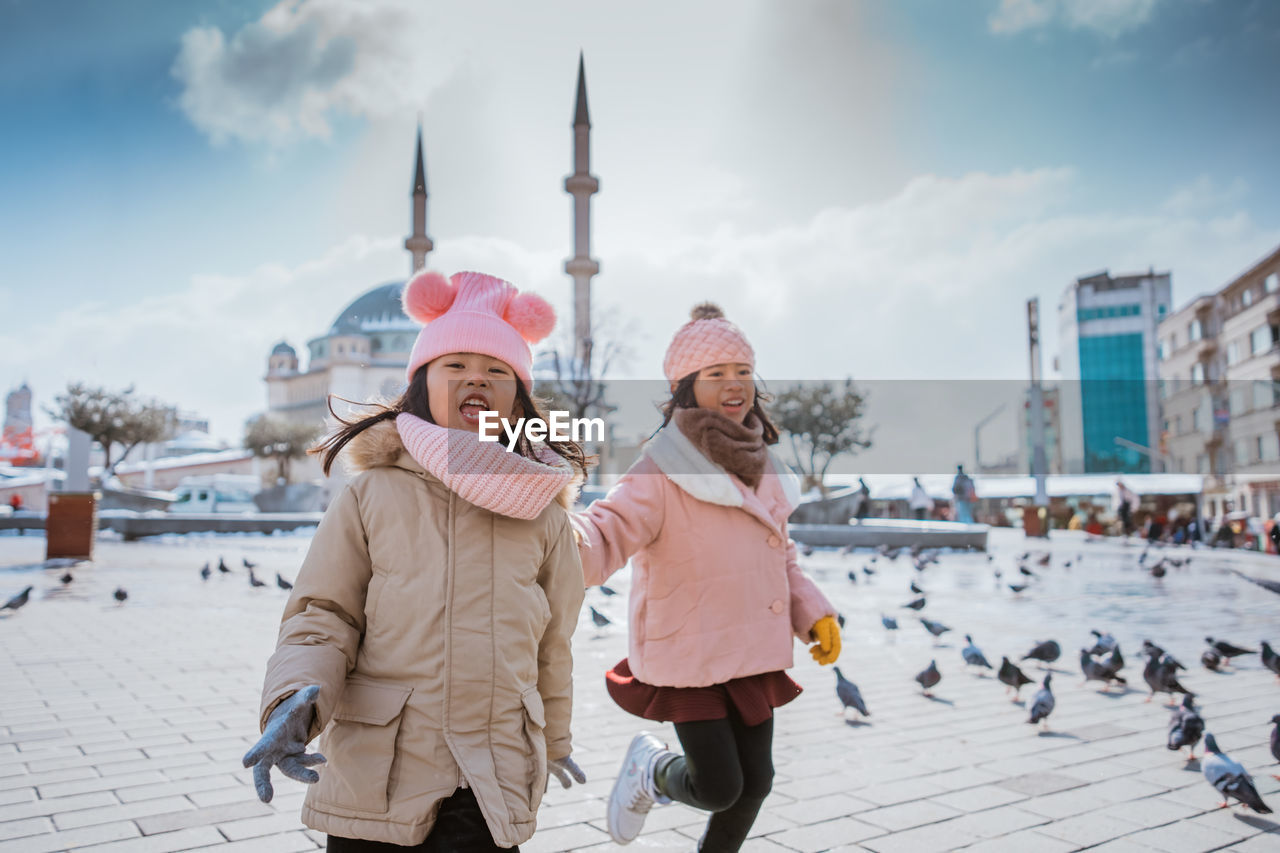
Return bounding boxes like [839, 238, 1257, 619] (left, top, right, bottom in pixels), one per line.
[395, 413, 573, 520]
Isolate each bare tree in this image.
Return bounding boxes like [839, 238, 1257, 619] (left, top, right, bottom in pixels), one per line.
[772, 379, 873, 495]
[46, 383, 171, 479]
[536, 309, 637, 421]
[244, 415, 322, 485]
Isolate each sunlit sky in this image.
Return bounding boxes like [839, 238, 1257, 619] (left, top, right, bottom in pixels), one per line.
[3, 0, 1279, 458]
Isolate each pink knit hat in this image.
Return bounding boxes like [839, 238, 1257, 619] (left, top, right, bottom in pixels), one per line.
[662, 303, 755, 383]
[402, 271, 555, 385]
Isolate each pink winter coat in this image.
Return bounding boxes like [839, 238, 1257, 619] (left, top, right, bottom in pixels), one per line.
[571, 423, 835, 688]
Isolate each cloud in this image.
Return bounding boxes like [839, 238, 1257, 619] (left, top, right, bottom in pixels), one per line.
[9, 166, 1277, 461]
[989, 0, 1160, 38]
[172, 0, 464, 146]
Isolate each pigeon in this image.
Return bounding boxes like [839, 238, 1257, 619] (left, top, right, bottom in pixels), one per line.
[1, 586, 33, 612]
[1087, 630, 1117, 656]
[276, 573, 293, 591]
[1036, 552, 1051, 567]
[248, 569, 267, 588]
[113, 587, 128, 603]
[1143, 649, 1192, 704]
[1202, 733, 1272, 813]
[59, 572, 73, 586]
[915, 660, 941, 696]
[1259, 641, 1280, 680]
[1102, 646, 1125, 678]
[920, 618, 952, 643]
[200, 562, 211, 581]
[598, 585, 618, 597]
[1018, 565, 1037, 578]
[799, 543, 815, 558]
[881, 613, 898, 631]
[1008, 583, 1028, 594]
[1022, 640, 1061, 667]
[993, 568, 1003, 580]
[862, 566, 877, 577]
[243, 558, 258, 570]
[1150, 560, 1167, 579]
[833, 667, 870, 719]
[1270, 715, 1280, 780]
[1028, 674, 1055, 730]
[217, 557, 232, 574]
[1205, 637, 1255, 662]
[1201, 648, 1224, 672]
[846, 570, 859, 584]
[1167, 694, 1204, 759]
[839, 544, 855, 557]
[961, 635, 992, 669]
[1062, 560, 1072, 568]
[1080, 649, 1127, 691]
[909, 580, 923, 595]
[836, 613, 846, 629]
[903, 597, 926, 611]
[1141, 640, 1184, 669]
[589, 606, 612, 629]
[998, 657, 1034, 699]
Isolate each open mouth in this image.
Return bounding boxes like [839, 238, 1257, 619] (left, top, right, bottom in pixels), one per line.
[458, 393, 491, 425]
[721, 397, 745, 413]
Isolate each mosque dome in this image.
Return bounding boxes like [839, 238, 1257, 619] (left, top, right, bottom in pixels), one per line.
[271, 341, 296, 356]
[328, 282, 417, 335]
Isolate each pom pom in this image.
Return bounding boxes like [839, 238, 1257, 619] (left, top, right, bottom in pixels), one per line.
[690, 302, 725, 322]
[402, 271, 455, 323]
[505, 292, 556, 344]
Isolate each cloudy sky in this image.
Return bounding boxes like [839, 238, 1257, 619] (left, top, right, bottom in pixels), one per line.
[3, 0, 1279, 461]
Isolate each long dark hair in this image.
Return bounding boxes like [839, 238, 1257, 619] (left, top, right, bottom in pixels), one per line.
[657, 372, 780, 445]
[311, 365, 590, 477]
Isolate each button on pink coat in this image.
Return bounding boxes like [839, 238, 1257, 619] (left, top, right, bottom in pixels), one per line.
[571, 424, 835, 688]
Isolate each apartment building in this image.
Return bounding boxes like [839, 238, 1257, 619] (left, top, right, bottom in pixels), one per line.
[1157, 244, 1280, 519]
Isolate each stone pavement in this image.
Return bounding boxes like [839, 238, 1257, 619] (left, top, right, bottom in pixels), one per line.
[1, 528, 1278, 852]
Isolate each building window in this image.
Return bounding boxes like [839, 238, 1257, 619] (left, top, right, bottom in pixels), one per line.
[1243, 289, 1254, 308]
[1230, 387, 1247, 416]
[1191, 362, 1205, 385]
[1252, 325, 1274, 356]
[1255, 380, 1275, 411]
[1173, 415, 1182, 435]
[1197, 453, 1209, 473]
[1227, 342, 1241, 365]
[1263, 432, 1280, 462]
[1267, 273, 1279, 294]
[1158, 304, 1167, 317]
[1235, 438, 1250, 466]
[1189, 318, 1202, 341]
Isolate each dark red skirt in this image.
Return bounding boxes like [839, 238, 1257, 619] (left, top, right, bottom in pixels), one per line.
[605, 658, 802, 727]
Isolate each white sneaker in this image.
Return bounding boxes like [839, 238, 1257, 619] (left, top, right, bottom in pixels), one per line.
[607, 732, 672, 844]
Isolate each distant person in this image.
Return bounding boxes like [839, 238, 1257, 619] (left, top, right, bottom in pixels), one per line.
[909, 477, 933, 521]
[7, 494, 20, 511]
[951, 464, 976, 524]
[855, 476, 872, 521]
[1113, 479, 1138, 537]
[1270, 512, 1280, 554]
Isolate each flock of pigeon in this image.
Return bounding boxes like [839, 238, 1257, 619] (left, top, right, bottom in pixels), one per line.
[822, 543, 1280, 816]
[0, 555, 294, 617]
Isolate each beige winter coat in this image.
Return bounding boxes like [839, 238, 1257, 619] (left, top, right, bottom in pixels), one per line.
[257, 420, 584, 848]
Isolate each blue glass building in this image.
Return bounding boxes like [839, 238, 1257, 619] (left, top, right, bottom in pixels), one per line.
[1057, 271, 1172, 474]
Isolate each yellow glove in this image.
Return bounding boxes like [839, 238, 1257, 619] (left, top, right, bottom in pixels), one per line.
[808, 615, 841, 665]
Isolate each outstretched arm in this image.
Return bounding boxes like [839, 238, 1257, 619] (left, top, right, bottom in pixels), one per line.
[570, 458, 666, 588]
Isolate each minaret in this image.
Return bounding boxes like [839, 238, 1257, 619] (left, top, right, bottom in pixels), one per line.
[404, 122, 433, 274]
[564, 53, 600, 371]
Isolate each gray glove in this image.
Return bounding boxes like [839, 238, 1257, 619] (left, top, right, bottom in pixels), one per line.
[547, 754, 587, 790]
[242, 685, 326, 803]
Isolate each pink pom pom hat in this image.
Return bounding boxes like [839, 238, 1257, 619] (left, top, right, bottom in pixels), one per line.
[402, 270, 556, 385]
[662, 302, 756, 384]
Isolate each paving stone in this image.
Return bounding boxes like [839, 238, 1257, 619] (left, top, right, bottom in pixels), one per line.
[74, 826, 227, 853]
[1124, 820, 1242, 852]
[995, 771, 1089, 797]
[760, 816, 886, 851]
[959, 829, 1081, 853]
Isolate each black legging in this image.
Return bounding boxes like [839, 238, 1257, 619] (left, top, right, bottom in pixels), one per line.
[326, 787, 513, 853]
[656, 712, 774, 852]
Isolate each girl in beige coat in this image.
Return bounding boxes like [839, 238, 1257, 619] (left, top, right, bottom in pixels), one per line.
[244, 272, 589, 851]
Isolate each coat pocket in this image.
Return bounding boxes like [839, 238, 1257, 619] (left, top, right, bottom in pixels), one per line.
[519, 687, 548, 806]
[315, 680, 413, 814]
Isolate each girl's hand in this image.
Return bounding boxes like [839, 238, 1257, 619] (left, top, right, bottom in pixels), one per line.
[809, 616, 841, 666]
[242, 685, 326, 803]
[547, 754, 587, 789]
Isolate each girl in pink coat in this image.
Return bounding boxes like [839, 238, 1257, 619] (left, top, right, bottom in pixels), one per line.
[572, 303, 840, 850]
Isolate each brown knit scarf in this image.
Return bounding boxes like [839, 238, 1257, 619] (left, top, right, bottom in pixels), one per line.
[673, 407, 768, 488]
